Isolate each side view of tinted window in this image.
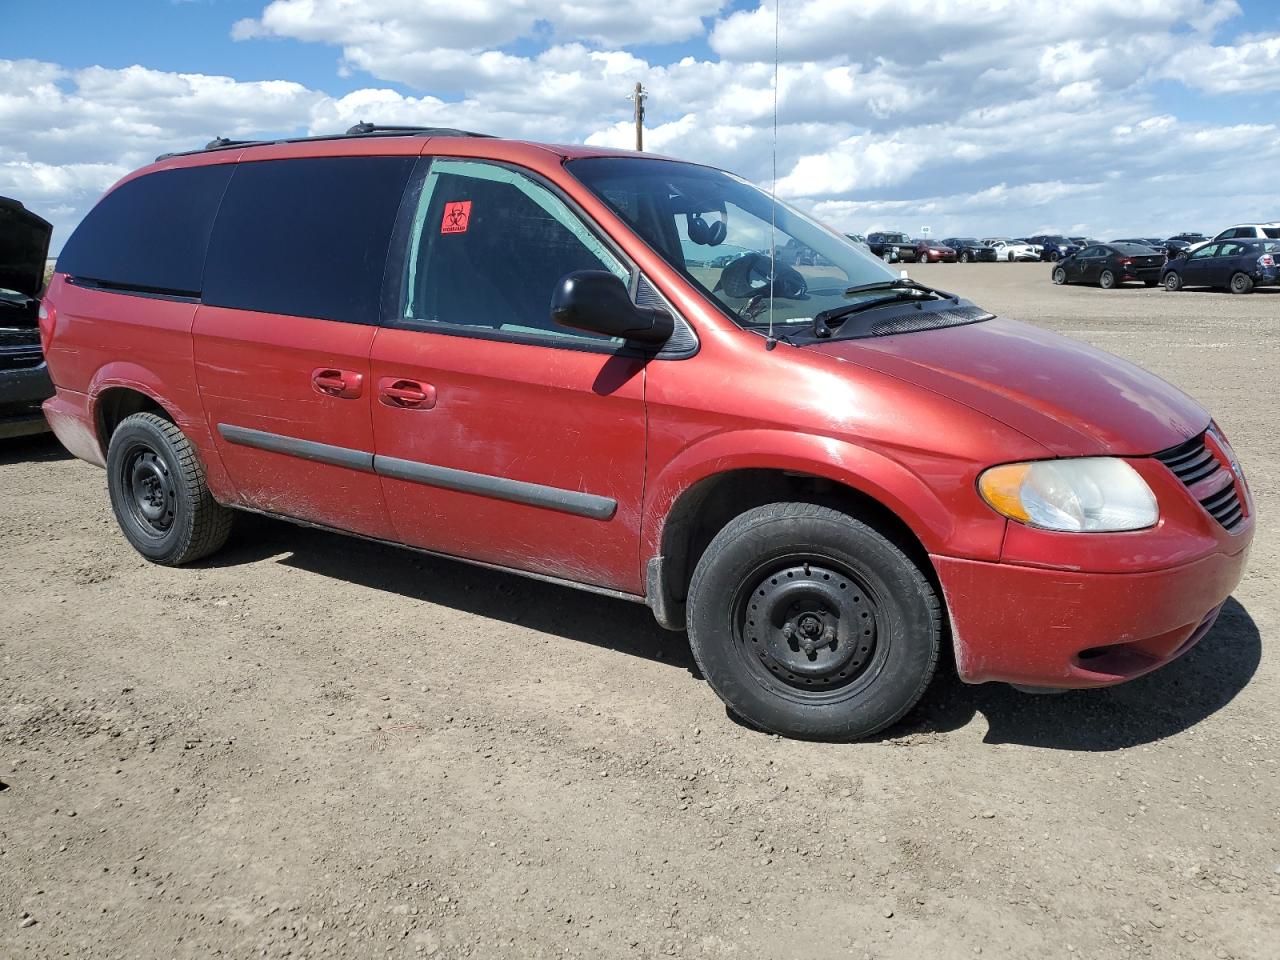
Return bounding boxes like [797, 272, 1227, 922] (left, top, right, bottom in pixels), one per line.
[203, 156, 416, 325]
[56, 164, 234, 296]
[400, 159, 628, 342]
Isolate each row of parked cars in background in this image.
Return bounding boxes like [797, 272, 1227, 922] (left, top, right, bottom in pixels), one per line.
[854, 223, 1280, 266]
[851, 223, 1280, 294]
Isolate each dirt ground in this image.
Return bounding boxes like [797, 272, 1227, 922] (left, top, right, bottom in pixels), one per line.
[2, 264, 1276, 959]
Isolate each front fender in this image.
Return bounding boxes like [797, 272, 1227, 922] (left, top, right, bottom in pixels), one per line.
[641, 429, 1006, 565]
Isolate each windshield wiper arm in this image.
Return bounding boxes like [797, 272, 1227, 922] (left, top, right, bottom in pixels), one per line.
[812, 280, 957, 338]
[842, 278, 957, 299]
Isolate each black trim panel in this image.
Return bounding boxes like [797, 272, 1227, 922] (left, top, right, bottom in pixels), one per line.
[217, 423, 374, 472]
[66, 276, 200, 303]
[375, 454, 617, 520]
[216, 423, 618, 520]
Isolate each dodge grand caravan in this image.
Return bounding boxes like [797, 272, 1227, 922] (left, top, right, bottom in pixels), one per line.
[41, 125, 1254, 740]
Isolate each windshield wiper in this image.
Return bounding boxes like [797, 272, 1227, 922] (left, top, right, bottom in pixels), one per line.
[812, 280, 957, 338]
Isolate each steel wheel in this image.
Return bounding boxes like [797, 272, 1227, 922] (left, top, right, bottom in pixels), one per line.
[736, 559, 882, 700]
[119, 443, 177, 538]
[1230, 272, 1253, 294]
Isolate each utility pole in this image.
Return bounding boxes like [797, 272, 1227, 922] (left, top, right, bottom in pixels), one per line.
[628, 82, 647, 151]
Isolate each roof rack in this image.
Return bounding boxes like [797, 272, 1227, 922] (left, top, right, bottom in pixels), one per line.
[156, 121, 492, 162]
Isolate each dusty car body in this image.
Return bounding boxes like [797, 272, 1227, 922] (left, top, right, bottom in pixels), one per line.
[40, 128, 1255, 740]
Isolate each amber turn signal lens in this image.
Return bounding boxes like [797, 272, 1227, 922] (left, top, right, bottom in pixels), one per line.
[978, 463, 1032, 523]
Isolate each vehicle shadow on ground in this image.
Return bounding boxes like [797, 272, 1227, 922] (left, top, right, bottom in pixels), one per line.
[900, 597, 1260, 750]
[210, 515, 1259, 750]
[210, 513, 701, 671]
[0, 432, 70, 465]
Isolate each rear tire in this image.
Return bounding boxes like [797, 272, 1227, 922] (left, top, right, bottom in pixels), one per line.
[686, 503, 941, 741]
[1230, 272, 1254, 294]
[106, 412, 233, 565]
[1052, 267, 1067, 285]
[1099, 269, 1117, 289]
[1164, 272, 1182, 291]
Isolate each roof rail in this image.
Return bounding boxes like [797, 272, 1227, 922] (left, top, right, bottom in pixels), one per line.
[155, 122, 492, 162]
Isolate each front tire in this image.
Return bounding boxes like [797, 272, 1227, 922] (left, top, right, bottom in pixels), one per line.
[686, 503, 941, 741]
[1099, 269, 1117, 289]
[959, 251, 970, 263]
[1052, 266, 1067, 285]
[1230, 272, 1254, 294]
[106, 412, 233, 565]
[1008, 252, 1016, 262]
[1165, 272, 1182, 291]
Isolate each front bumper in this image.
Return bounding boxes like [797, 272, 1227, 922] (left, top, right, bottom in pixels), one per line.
[935, 541, 1251, 688]
[0, 359, 54, 438]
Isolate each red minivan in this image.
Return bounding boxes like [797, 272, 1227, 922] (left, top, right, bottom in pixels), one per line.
[40, 126, 1254, 740]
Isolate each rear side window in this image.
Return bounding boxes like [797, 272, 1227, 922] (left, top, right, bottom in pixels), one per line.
[56, 164, 233, 296]
[204, 156, 416, 325]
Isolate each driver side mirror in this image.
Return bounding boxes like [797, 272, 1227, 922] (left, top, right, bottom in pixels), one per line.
[551, 271, 674, 345]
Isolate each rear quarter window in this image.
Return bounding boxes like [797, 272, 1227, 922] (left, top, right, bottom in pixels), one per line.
[56, 164, 234, 296]
[203, 156, 416, 325]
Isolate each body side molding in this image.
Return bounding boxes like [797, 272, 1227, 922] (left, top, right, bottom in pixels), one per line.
[216, 423, 618, 520]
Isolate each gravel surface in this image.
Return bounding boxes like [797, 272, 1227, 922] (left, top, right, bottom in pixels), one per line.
[2, 263, 1276, 958]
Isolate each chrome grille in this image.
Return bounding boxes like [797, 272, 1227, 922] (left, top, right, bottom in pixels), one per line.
[1154, 433, 1245, 532]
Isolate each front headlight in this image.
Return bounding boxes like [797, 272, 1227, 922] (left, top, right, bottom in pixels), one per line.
[979, 458, 1158, 532]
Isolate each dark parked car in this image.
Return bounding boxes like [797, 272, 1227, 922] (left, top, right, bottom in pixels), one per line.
[1168, 232, 1207, 244]
[865, 231, 917, 262]
[1, 196, 54, 438]
[1050, 242, 1165, 288]
[1161, 239, 1279, 294]
[1162, 239, 1192, 260]
[913, 239, 955, 263]
[1026, 235, 1080, 262]
[942, 238, 997, 263]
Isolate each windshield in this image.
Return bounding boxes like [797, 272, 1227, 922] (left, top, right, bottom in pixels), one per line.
[568, 157, 900, 329]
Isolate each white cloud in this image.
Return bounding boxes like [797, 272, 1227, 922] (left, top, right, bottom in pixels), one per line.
[4, 0, 1280, 250]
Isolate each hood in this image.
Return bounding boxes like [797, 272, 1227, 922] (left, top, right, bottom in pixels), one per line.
[0, 196, 52, 300]
[808, 316, 1208, 457]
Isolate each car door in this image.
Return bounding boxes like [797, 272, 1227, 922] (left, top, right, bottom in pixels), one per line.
[1180, 243, 1221, 286]
[368, 157, 650, 593]
[194, 154, 418, 539]
[1209, 242, 1245, 287]
[1073, 245, 1100, 281]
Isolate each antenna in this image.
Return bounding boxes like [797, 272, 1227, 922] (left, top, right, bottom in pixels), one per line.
[767, 0, 780, 343]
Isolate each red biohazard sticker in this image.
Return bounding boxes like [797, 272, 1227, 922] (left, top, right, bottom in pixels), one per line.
[441, 200, 472, 234]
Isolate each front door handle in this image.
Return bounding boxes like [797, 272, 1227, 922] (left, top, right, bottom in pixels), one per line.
[312, 368, 364, 399]
[378, 377, 437, 409]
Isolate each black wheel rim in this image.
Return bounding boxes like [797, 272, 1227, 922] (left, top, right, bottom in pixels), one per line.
[120, 443, 177, 537]
[735, 558, 882, 701]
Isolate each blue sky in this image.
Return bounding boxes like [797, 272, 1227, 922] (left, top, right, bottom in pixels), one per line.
[4, 0, 1280, 248]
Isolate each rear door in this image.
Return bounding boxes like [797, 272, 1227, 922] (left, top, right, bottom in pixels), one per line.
[368, 158, 650, 593]
[194, 154, 416, 539]
[1210, 242, 1247, 286]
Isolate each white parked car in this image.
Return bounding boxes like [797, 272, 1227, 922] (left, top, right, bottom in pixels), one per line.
[1189, 223, 1280, 253]
[983, 238, 1042, 262]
